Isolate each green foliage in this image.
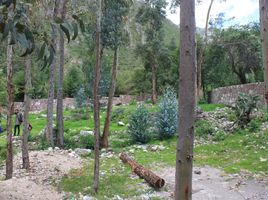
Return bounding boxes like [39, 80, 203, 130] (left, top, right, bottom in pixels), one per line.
[111, 108, 125, 121]
[64, 66, 84, 97]
[234, 93, 260, 127]
[75, 88, 87, 108]
[248, 119, 261, 133]
[128, 104, 151, 143]
[156, 88, 178, 139]
[195, 120, 215, 138]
[79, 135, 95, 150]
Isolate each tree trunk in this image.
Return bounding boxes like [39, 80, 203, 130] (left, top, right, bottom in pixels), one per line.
[197, 0, 214, 100]
[175, 0, 196, 199]
[101, 47, 119, 149]
[260, 0, 268, 109]
[151, 61, 157, 104]
[22, 55, 31, 170]
[120, 153, 165, 189]
[5, 3, 14, 180]
[56, 0, 67, 148]
[93, 0, 102, 194]
[46, 0, 60, 146]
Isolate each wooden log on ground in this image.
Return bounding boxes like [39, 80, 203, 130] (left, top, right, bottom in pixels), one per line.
[119, 153, 165, 189]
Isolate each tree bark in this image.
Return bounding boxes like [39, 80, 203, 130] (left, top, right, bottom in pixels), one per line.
[56, 0, 67, 148]
[120, 153, 165, 189]
[175, 0, 196, 199]
[260, 0, 268, 109]
[151, 60, 157, 104]
[22, 55, 31, 170]
[93, 0, 102, 194]
[5, 3, 14, 180]
[197, 0, 214, 100]
[101, 47, 119, 149]
[46, 0, 60, 146]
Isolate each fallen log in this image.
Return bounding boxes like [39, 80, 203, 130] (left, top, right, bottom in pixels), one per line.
[119, 153, 165, 189]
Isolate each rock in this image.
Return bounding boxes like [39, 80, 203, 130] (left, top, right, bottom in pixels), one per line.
[83, 195, 93, 200]
[48, 147, 53, 151]
[74, 148, 92, 156]
[158, 145, 165, 151]
[151, 146, 158, 151]
[194, 170, 201, 175]
[54, 147, 60, 151]
[118, 121, 125, 126]
[80, 130, 94, 136]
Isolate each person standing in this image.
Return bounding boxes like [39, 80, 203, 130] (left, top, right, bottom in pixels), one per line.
[14, 108, 23, 136]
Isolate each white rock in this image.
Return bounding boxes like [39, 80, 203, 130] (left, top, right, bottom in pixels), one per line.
[74, 148, 92, 156]
[54, 147, 60, 151]
[118, 121, 125, 126]
[83, 195, 93, 200]
[48, 147, 53, 151]
[80, 130, 94, 136]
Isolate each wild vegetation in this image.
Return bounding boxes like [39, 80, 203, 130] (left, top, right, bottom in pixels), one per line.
[0, 0, 267, 200]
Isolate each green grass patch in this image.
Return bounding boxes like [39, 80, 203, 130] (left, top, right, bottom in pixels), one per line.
[199, 104, 226, 112]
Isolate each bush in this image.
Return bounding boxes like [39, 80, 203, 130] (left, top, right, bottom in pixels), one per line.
[156, 88, 178, 139]
[79, 135, 95, 149]
[195, 120, 215, 138]
[234, 93, 260, 127]
[75, 88, 88, 108]
[128, 104, 151, 143]
[111, 108, 125, 122]
[248, 119, 261, 132]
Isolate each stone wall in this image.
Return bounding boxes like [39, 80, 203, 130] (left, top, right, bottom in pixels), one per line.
[14, 95, 146, 112]
[211, 82, 265, 106]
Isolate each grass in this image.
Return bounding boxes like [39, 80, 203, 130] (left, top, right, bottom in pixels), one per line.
[1, 103, 268, 197]
[199, 103, 225, 112]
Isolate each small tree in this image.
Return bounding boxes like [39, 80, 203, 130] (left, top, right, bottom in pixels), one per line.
[128, 105, 151, 144]
[75, 88, 87, 108]
[157, 88, 178, 139]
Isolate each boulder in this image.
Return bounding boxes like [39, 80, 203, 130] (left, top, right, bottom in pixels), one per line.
[80, 130, 94, 136]
[75, 148, 92, 156]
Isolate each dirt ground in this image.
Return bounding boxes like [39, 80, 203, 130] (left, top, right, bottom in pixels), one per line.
[0, 150, 267, 200]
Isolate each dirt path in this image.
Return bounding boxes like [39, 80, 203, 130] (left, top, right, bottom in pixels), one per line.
[146, 167, 268, 200]
[0, 149, 83, 200]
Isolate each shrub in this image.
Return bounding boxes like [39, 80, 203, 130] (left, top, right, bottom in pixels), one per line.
[234, 93, 260, 127]
[195, 120, 215, 138]
[248, 119, 261, 132]
[156, 88, 178, 139]
[128, 104, 151, 143]
[75, 88, 88, 108]
[111, 108, 125, 122]
[79, 135, 95, 149]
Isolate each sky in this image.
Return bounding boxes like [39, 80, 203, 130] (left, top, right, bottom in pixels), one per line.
[166, 0, 259, 28]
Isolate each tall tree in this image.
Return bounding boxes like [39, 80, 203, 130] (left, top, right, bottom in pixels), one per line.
[100, 0, 131, 149]
[93, 0, 102, 193]
[46, 0, 60, 146]
[136, 0, 167, 104]
[260, 0, 268, 109]
[175, 0, 196, 199]
[197, 0, 214, 99]
[56, 0, 68, 148]
[5, 3, 15, 180]
[21, 55, 31, 170]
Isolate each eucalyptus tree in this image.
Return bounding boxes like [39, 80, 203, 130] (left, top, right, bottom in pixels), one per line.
[93, 0, 102, 193]
[56, 0, 68, 148]
[260, 0, 268, 109]
[100, 0, 132, 149]
[175, 0, 196, 199]
[136, 0, 167, 104]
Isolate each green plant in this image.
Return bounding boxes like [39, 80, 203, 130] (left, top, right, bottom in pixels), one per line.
[195, 120, 215, 138]
[75, 88, 88, 108]
[213, 131, 227, 141]
[156, 88, 178, 139]
[234, 93, 260, 127]
[128, 104, 151, 143]
[111, 108, 125, 121]
[248, 119, 261, 132]
[79, 135, 95, 149]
